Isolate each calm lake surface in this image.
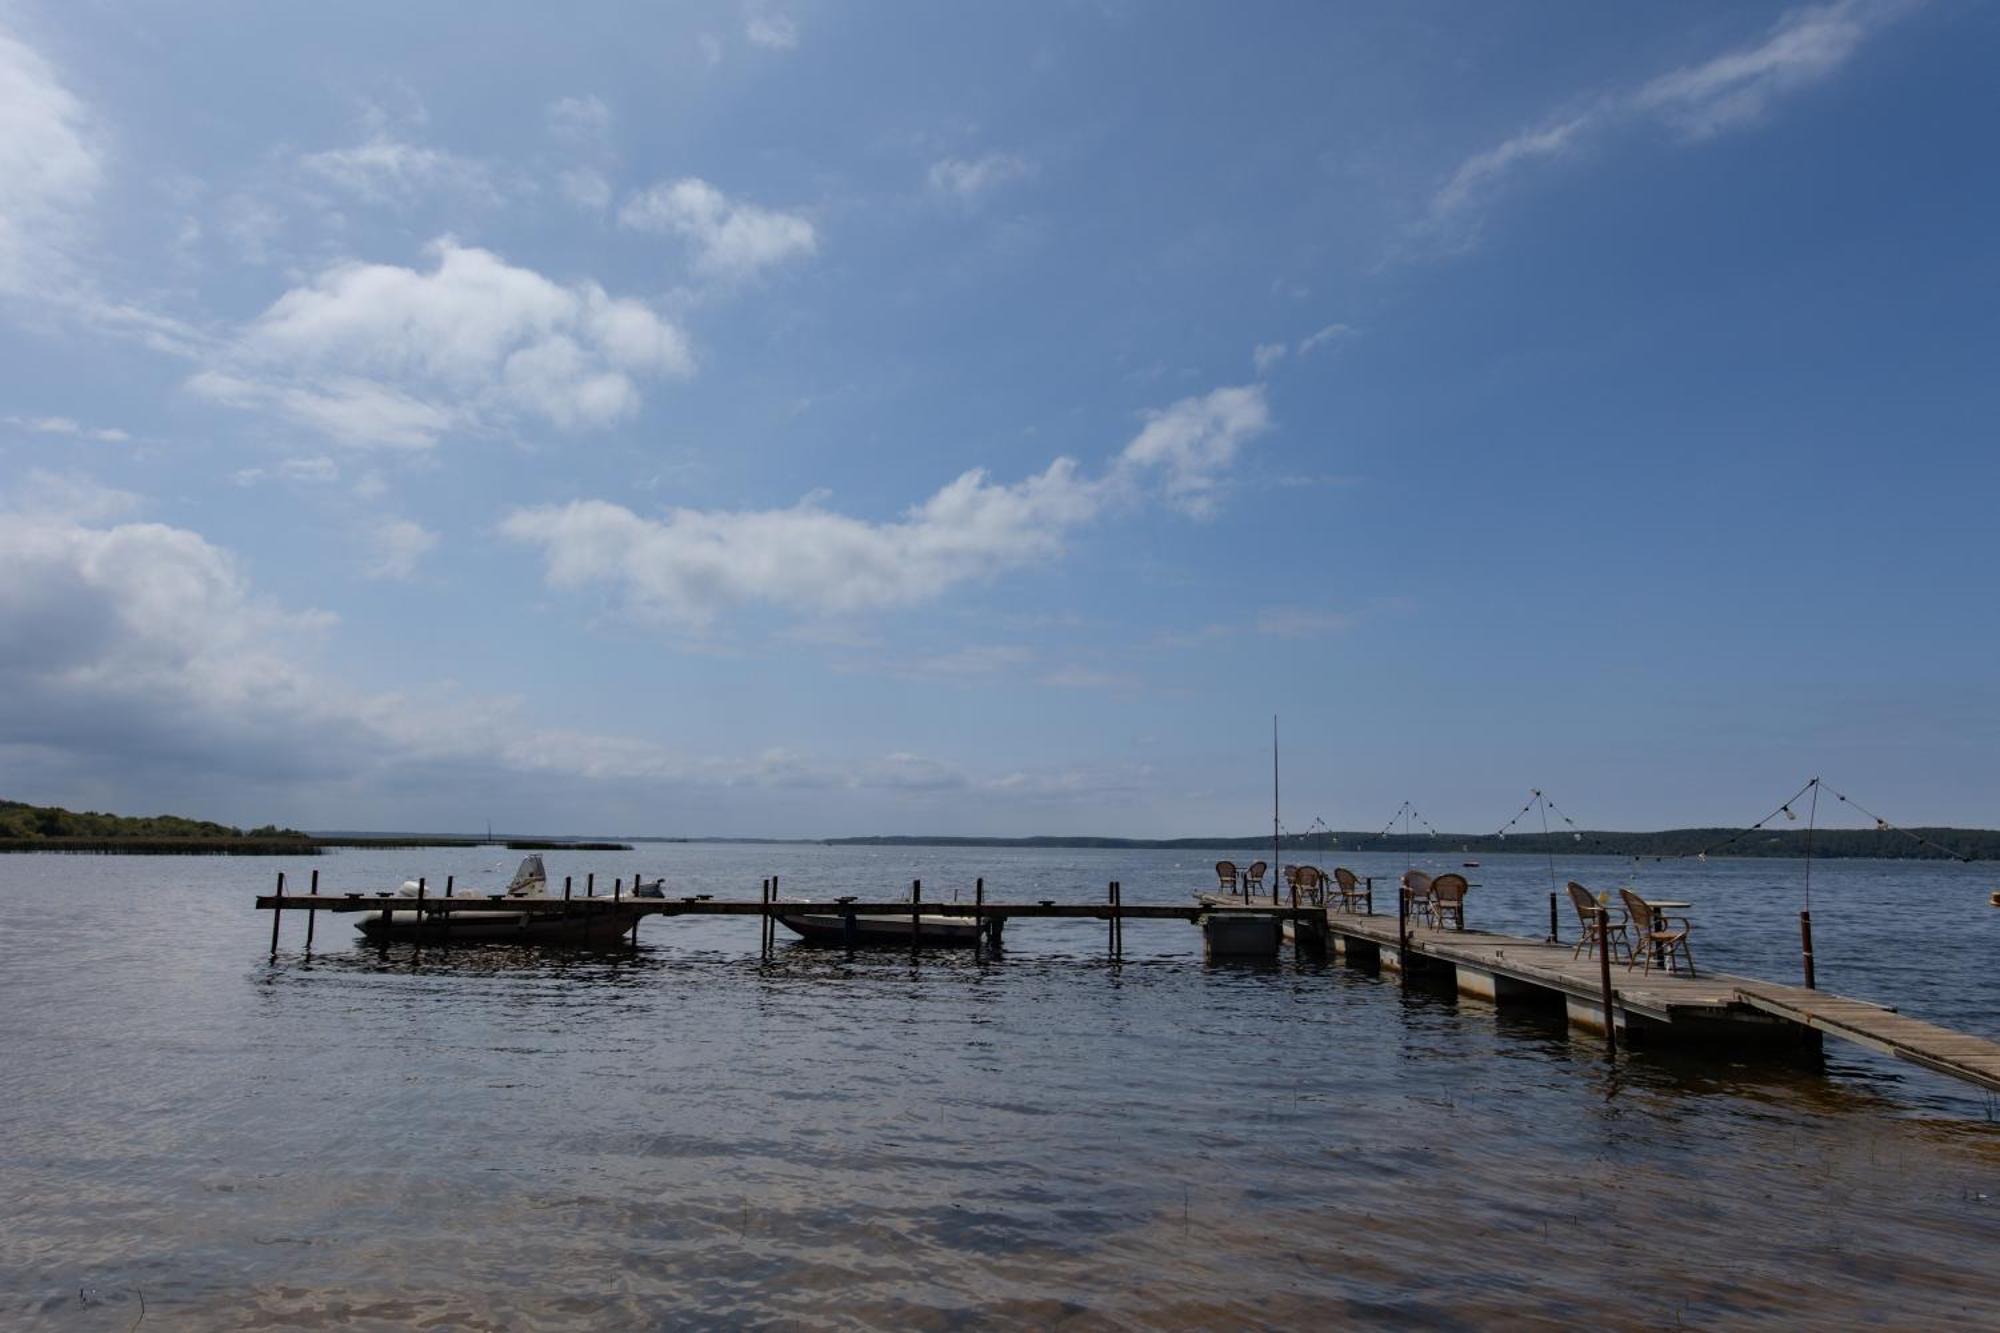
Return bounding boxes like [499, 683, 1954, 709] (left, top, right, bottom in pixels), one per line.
[3, 846, 1997, 1329]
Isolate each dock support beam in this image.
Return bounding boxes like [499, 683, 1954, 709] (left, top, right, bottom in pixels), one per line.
[305, 869, 318, 952]
[269, 870, 284, 957]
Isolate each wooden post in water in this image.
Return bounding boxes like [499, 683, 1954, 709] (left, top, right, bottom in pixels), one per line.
[1800, 910, 1816, 990]
[974, 877, 985, 957]
[1548, 891, 1559, 944]
[269, 871, 284, 957]
[911, 879, 923, 953]
[760, 877, 771, 956]
[1597, 908, 1618, 1057]
[1364, 876, 1375, 916]
[305, 869, 319, 951]
[442, 874, 453, 947]
[587, 872, 594, 898]
[1396, 882, 1409, 984]
[613, 876, 621, 902]
[1107, 881, 1117, 959]
[1116, 881, 1124, 958]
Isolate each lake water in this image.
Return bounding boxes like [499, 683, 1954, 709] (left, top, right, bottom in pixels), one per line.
[3, 846, 1997, 1328]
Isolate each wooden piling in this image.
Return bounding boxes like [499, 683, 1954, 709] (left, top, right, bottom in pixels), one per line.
[441, 874, 452, 947]
[1597, 908, 1618, 1057]
[974, 877, 986, 956]
[1396, 883, 1408, 983]
[911, 879, 922, 953]
[1107, 881, 1117, 958]
[1548, 891, 1558, 944]
[269, 871, 285, 956]
[587, 872, 594, 898]
[305, 869, 318, 950]
[1800, 910, 1816, 990]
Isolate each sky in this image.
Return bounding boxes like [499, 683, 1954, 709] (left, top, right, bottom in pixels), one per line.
[1, 0, 1995, 838]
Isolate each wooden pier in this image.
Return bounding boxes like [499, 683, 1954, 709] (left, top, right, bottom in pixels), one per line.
[1314, 907, 2000, 1096]
[254, 876, 2000, 1098]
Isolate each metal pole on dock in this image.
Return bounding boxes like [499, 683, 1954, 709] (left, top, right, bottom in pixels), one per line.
[269, 871, 284, 957]
[587, 872, 594, 898]
[1800, 911, 1816, 990]
[1548, 891, 1558, 944]
[1597, 908, 1618, 1057]
[1396, 882, 1409, 985]
[305, 869, 318, 951]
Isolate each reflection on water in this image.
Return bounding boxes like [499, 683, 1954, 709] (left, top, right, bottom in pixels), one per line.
[2, 847, 1997, 1328]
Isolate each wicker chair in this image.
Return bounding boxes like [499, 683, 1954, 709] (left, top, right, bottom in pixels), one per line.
[1567, 881, 1632, 962]
[1619, 887, 1695, 976]
[1244, 861, 1267, 893]
[1401, 870, 1434, 925]
[1332, 867, 1372, 914]
[1429, 873, 1470, 930]
[1216, 860, 1239, 895]
[1293, 866, 1327, 907]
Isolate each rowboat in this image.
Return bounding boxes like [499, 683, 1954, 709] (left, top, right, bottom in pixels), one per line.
[775, 902, 981, 947]
[356, 855, 647, 944]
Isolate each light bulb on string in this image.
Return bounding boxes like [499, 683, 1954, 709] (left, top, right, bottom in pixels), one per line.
[1782, 806, 1796, 821]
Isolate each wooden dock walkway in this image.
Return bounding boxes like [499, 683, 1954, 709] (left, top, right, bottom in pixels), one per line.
[253, 879, 2000, 1097]
[1315, 907, 2000, 1095]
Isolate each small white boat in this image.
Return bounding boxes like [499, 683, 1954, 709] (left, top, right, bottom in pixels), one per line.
[357, 855, 646, 944]
[775, 901, 982, 947]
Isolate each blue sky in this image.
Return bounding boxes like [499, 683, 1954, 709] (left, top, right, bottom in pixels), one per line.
[1, 0, 1994, 837]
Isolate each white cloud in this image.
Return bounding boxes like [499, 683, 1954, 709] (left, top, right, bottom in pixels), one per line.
[505, 383, 1271, 626]
[363, 517, 439, 580]
[545, 95, 611, 142]
[1636, 0, 1908, 139]
[191, 237, 693, 447]
[232, 455, 339, 487]
[297, 136, 499, 206]
[1113, 384, 1271, 517]
[697, 33, 725, 65]
[1297, 323, 1355, 356]
[618, 177, 817, 280]
[1418, 1, 1916, 252]
[8, 469, 141, 522]
[928, 153, 1035, 203]
[745, 10, 799, 51]
[1252, 343, 1287, 375]
[0, 25, 103, 296]
[1426, 114, 1596, 232]
[3, 414, 130, 442]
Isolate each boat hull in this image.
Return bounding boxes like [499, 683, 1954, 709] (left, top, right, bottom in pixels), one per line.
[776, 911, 981, 947]
[355, 907, 645, 944]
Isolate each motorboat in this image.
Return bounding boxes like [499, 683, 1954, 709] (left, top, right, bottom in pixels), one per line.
[775, 899, 982, 947]
[356, 855, 647, 944]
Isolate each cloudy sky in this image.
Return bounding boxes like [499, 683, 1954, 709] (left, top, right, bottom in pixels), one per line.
[2, 0, 1993, 837]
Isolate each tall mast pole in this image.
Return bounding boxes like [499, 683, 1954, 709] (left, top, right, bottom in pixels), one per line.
[1272, 714, 1280, 905]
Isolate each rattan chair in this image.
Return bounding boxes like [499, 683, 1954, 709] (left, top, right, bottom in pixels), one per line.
[1293, 866, 1327, 907]
[1401, 870, 1434, 925]
[1244, 860, 1267, 893]
[1429, 873, 1470, 930]
[1216, 860, 1239, 895]
[1332, 867, 1372, 914]
[1619, 887, 1695, 976]
[1567, 881, 1632, 962]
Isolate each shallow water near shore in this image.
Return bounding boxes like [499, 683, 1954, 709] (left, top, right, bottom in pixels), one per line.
[3, 846, 1997, 1328]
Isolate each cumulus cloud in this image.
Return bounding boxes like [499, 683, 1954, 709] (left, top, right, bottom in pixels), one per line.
[1418, 0, 1916, 251]
[545, 95, 612, 142]
[1113, 384, 1271, 517]
[928, 153, 1035, 203]
[504, 383, 1271, 626]
[618, 177, 817, 280]
[190, 237, 693, 447]
[1297, 323, 1355, 356]
[1252, 342, 1287, 375]
[0, 500, 1148, 814]
[0, 24, 103, 296]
